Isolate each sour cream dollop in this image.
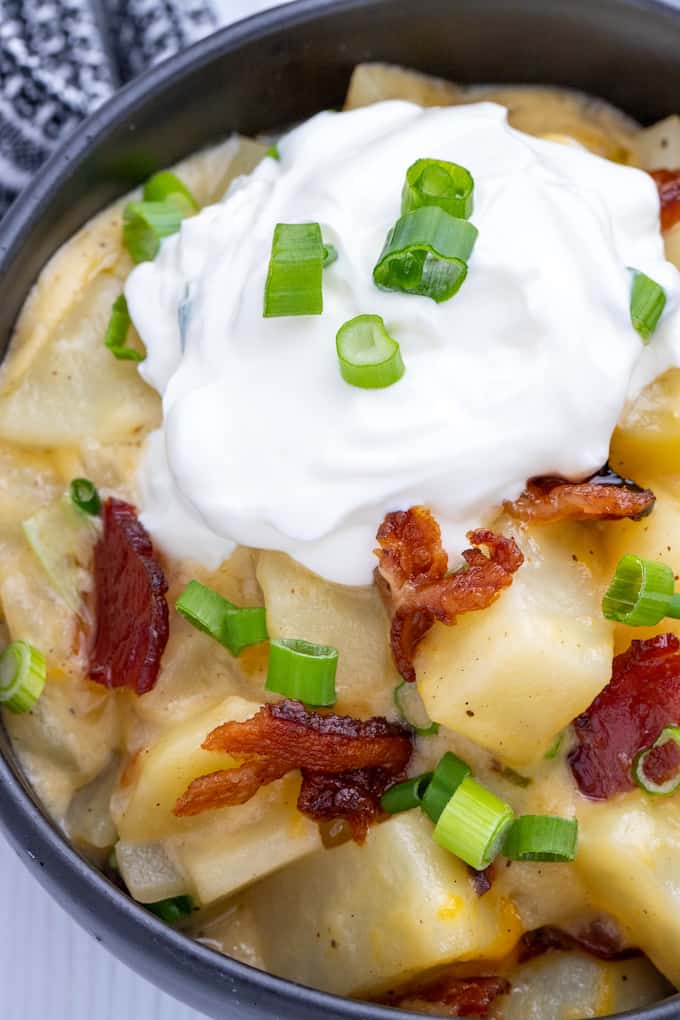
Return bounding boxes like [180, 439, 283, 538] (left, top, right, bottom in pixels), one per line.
[127, 101, 680, 585]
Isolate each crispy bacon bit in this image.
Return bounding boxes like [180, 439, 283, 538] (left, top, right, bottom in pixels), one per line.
[518, 921, 640, 964]
[505, 465, 655, 524]
[569, 634, 680, 799]
[375, 507, 523, 682]
[88, 498, 169, 695]
[651, 169, 680, 233]
[468, 863, 495, 897]
[379, 976, 510, 1017]
[174, 699, 412, 841]
[641, 737, 680, 787]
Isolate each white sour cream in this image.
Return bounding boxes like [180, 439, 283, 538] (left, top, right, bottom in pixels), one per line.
[127, 101, 680, 585]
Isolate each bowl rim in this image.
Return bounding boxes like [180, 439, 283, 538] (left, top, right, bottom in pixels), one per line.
[1, 0, 680, 1017]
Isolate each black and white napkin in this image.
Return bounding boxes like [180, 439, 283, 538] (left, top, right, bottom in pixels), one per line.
[0, 0, 217, 218]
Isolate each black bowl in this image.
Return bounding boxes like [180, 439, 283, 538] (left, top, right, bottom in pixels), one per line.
[1, 1, 680, 1018]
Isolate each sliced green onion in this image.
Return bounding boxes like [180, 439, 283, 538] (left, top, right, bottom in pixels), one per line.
[104, 295, 144, 362]
[147, 894, 193, 924]
[380, 772, 433, 814]
[0, 640, 46, 714]
[323, 243, 338, 267]
[544, 731, 565, 760]
[265, 143, 280, 161]
[633, 726, 680, 795]
[433, 775, 514, 870]
[264, 222, 325, 317]
[630, 270, 666, 342]
[266, 637, 338, 706]
[421, 751, 471, 823]
[402, 158, 474, 219]
[23, 495, 100, 617]
[142, 171, 198, 211]
[69, 478, 101, 516]
[503, 815, 578, 862]
[496, 765, 531, 788]
[373, 206, 478, 303]
[393, 681, 439, 735]
[336, 314, 405, 389]
[176, 580, 268, 657]
[602, 554, 680, 626]
[123, 195, 194, 264]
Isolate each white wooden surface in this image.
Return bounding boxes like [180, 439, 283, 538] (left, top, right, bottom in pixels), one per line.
[0, 3, 288, 1018]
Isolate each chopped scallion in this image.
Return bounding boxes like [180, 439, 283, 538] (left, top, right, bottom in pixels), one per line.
[633, 725, 680, 795]
[69, 478, 101, 516]
[323, 243, 338, 268]
[336, 315, 405, 389]
[393, 680, 439, 735]
[263, 222, 325, 317]
[104, 295, 144, 362]
[544, 731, 565, 760]
[176, 580, 268, 657]
[265, 143, 280, 161]
[503, 814, 578, 862]
[266, 637, 338, 706]
[630, 269, 666, 342]
[142, 171, 197, 211]
[602, 554, 680, 626]
[147, 894, 193, 924]
[380, 772, 433, 814]
[402, 158, 474, 219]
[373, 206, 478, 303]
[0, 640, 46, 714]
[433, 775, 514, 870]
[123, 194, 194, 263]
[421, 751, 471, 823]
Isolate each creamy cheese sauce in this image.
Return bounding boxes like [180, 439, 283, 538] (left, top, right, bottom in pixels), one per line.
[128, 100, 680, 584]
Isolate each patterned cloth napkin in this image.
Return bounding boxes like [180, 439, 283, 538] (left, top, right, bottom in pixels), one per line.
[0, 0, 218, 217]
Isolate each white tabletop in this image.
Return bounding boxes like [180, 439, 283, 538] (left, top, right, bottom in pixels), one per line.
[0, 4, 287, 1018]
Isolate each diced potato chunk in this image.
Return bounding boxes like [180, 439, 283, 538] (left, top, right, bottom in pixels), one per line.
[499, 951, 672, 1020]
[344, 63, 462, 110]
[602, 484, 680, 651]
[611, 369, 680, 481]
[576, 793, 680, 988]
[114, 695, 252, 841]
[173, 774, 321, 907]
[244, 811, 522, 997]
[635, 115, 680, 170]
[415, 522, 614, 765]
[257, 551, 398, 718]
[115, 840, 188, 904]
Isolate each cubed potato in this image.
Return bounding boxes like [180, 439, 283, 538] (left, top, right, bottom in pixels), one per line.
[244, 811, 522, 997]
[610, 369, 680, 482]
[172, 774, 321, 907]
[498, 951, 672, 1020]
[344, 63, 462, 110]
[576, 792, 680, 988]
[115, 840, 188, 904]
[257, 551, 398, 718]
[415, 522, 614, 765]
[635, 115, 680, 170]
[114, 695, 254, 841]
[602, 484, 680, 651]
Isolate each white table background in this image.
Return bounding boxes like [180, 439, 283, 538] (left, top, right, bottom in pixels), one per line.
[0, 2, 287, 1018]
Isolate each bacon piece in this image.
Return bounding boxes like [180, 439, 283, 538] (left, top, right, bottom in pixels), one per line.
[518, 921, 639, 964]
[88, 498, 169, 695]
[505, 465, 655, 524]
[651, 169, 680, 233]
[641, 737, 680, 787]
[569, 633, 680, 799]
[379, 976, 510, 1017]
[375, 507, 523, 682]
[174, 699, 412, 841]
[468, 863, 495, 897]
